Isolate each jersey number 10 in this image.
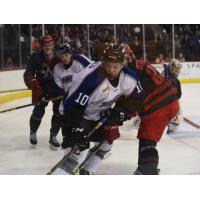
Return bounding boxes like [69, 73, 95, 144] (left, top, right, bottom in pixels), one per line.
[75, 93, 89, 106]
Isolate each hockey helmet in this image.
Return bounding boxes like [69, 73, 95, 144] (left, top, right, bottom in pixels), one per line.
[56, 43, 72, 54]
[101, 43, 125, 63]
[40, 35, 54, 46]
[169, 59, 182, 76]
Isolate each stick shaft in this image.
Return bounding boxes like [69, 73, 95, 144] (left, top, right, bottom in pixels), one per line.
[0, 95, 63, 113]
[47, 117, 109, 175]
[0, 88, 29, 93]
[183, 117, 200, 130]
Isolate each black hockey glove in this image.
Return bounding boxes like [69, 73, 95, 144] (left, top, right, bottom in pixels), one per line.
[71, 127, 90, 151]
[101, 107, 131, 126]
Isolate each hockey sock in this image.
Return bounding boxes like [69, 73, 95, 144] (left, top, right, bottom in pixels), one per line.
[84, 141, 112, 174]
[138, 139, 159, 175]
[30, 115, 42, 133]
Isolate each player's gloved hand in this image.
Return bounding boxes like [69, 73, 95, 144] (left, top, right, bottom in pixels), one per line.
[122, 44, 136, 60]
[28, 78, 42, 105]
[136, 60, 148, 70]
[71, 127, 90, 151]
[36, 95, 49, 107]
[101, 107, 131, 126]
[29, 78, 40, 90]
[103, 122, 120, 144]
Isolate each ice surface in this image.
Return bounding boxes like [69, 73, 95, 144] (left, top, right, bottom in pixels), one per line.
[0, 84, 200, 175]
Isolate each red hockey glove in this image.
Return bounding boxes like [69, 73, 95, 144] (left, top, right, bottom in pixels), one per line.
[136, 60, 148, 70]
[103, 122, 120, 144]
[27, 77, 42, 105]
[122, 44, 136, 60]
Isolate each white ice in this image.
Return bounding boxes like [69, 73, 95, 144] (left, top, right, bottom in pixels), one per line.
[0, 84, 200, 175]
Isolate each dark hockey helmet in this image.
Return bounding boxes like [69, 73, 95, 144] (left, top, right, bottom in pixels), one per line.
[101, 43, 125, 63]
[56, 43, 72, 54]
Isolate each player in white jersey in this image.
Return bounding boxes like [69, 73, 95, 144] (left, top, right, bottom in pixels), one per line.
[52, 44, 144, 175]
[52, 43, 92, 146]
[54, 43, 93, 92]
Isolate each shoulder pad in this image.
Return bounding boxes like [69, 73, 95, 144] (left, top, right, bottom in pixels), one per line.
[73, 54, 91, 67]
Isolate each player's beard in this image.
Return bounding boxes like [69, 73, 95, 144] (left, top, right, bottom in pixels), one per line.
[101, 65, 122, 80]
[101, 67, 118, 80]
[107, 74, 119, 80]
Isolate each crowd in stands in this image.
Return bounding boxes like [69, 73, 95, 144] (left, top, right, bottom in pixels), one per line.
[0, 24, 199, 68]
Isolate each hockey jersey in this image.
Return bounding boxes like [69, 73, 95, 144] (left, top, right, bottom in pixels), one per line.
[59, 62, 143, 122]
[124, 62, 179, 116]
[23, 50, 63, 97]
[54, 54, 92, 92]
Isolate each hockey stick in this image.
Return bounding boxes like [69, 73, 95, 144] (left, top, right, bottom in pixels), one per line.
[183, 117, 200, 130]
[46, 103, 116, 175]
[0, 95, 63, 113]
[0, 103, 33, 113]
[0, 88, 29, 93]
[46, 117, 109, 175]
[73, 139, 105, 174]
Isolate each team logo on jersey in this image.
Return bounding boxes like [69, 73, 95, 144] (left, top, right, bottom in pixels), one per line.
[103, 83, 109, 93]
[41, 62, 53, 80]
[62, 75, 73, 84]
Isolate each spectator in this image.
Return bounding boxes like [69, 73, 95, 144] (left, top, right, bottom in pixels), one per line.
[177, 52, 185, 62]
[5, 56, 15, 68]
[32, 39, 40, 53]
[166, 53, 173, 62]
[155, 53, 165, 64]
[1, 24, 200, 69]
[129, 36, 143, 59]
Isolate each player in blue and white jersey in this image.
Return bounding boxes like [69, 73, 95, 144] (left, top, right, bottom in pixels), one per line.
[52, 44, 144, 175]
[54, 43, 93, 93]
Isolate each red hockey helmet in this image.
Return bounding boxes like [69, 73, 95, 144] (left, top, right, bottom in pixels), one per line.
[40, 35, 54, 46]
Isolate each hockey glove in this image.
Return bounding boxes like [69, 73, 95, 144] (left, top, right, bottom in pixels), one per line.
[101, 107, 131, 126]
[28, 77, 42, 105]
[71, 127, 90, 151]
[103, 122, 120, 144]
[122, 44, 136, 60]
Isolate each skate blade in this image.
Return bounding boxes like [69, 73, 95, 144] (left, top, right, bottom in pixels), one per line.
[29, 143, 37, 148]
[103, 152, 112, 159]
[49, 144, 60, 151]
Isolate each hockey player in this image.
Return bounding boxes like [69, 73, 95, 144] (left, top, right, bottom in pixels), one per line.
[53, 43, 93, 142]
[54, 43, 93, 93]
[52, 44, 143, 175]
[117, 44, 180, 175]
[24, 35, 64, 148]
[163, 59, 182, 134]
